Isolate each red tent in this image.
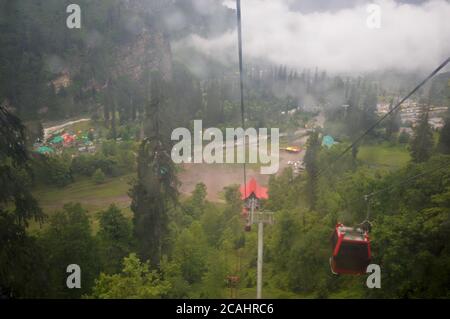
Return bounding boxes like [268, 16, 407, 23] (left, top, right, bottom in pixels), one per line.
[240, 178, 268, 200]
[62, 133, 75, 144]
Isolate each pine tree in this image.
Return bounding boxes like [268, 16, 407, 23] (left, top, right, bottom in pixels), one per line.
[386, 98, 401, 140]
[410, 111, 434, 163]
[437, 111, 450, 154]
[98, 204, 132, 274]
[130, 71, 178, 266]
[361, 84, 378, 133]
[304, 131, 320, 210]
[130, 138, 178, 265]
[93, 168, 106, 184]
[0, 105, 46, 297]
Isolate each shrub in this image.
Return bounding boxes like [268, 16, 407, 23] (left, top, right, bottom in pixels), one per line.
[93, 168, 106, 184]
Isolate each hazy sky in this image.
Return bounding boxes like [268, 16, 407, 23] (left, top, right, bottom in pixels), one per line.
[174, 0, 450, 74]
[282, 0, 430, 13]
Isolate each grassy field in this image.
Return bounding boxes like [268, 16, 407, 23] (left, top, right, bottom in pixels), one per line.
[30, 173, 135, 233]
[70, 119, 94, 133]
[358, 143, 410, 169]
[70, 119, 111, 138]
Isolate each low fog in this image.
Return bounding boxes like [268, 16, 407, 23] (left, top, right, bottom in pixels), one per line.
[173, 0, 450, 74]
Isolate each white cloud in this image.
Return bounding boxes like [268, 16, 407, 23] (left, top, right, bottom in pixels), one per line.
[175, 0, 450, 74]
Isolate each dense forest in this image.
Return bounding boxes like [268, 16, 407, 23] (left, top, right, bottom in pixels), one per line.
[1, 0, 450, 299]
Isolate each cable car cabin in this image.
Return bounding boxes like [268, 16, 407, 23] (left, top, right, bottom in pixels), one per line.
[330, 223, 371, 275]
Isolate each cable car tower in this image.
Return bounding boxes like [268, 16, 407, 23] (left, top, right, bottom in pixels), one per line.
[241, 178, 274, 299]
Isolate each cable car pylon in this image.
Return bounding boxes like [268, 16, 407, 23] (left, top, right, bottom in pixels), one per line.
[235, 0, 272, 299]
[241, 178, 273, 299]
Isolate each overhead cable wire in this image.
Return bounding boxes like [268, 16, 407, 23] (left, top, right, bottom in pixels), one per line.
[236, 0, 247, 198]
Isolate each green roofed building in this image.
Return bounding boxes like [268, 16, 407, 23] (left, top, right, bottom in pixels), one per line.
[322, 135, 336, 149]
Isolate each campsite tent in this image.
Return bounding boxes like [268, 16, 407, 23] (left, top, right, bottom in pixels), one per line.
[50, 136, 64, 144]
[62, 133, 75, 144]
[36, 146, 54, 154]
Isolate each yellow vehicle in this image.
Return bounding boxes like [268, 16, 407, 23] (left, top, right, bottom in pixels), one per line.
[284, 146, 301, 153]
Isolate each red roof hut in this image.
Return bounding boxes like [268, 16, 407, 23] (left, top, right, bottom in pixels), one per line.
[240, 178, 268, 201]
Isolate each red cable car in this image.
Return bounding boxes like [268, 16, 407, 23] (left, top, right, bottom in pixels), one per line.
[330, 223, 371, 275]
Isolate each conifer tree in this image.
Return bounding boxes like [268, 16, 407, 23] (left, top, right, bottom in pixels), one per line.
[304, 131, 320, 210]
[410, 110, 434, 163]
[437, 110, 450, 154]
[130, 71, 178, 266]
